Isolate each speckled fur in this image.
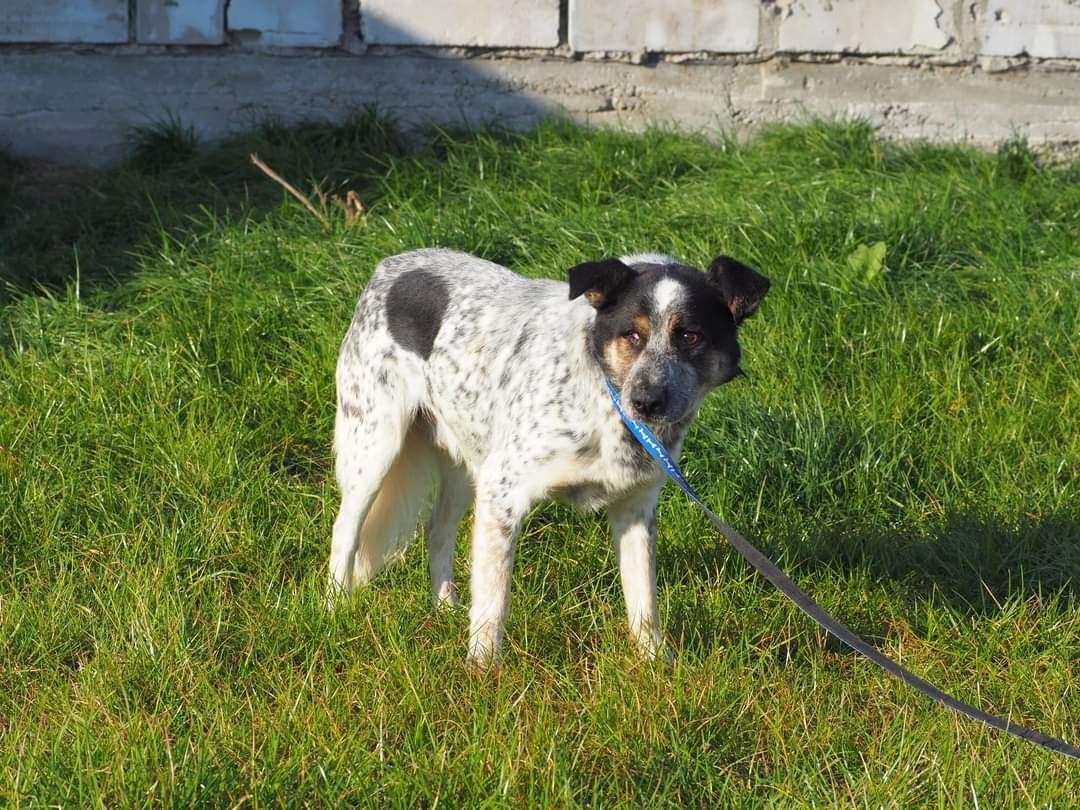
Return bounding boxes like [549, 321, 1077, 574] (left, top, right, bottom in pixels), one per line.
[329, 248, 768, 667]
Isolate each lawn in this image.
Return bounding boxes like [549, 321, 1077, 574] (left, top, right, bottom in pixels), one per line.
[1, 117, 1077, 806]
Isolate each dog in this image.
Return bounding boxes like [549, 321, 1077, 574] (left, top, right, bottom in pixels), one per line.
[329, 248, 769, 667]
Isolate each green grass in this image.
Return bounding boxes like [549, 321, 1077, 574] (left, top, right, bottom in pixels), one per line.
[1, 116, 1078, 806]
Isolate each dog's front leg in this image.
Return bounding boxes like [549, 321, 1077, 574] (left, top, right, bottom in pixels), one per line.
[466, 491, 522, 670]
[608, 489, 671, 663]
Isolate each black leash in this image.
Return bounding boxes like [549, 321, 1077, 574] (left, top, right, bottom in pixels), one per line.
[605, 379, 1080, 760]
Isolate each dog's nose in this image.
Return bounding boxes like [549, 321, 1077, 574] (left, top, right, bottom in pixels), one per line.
[630, 388, 667, 418]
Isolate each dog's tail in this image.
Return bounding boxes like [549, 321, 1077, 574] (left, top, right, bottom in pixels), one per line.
[352, 422, 440, 585]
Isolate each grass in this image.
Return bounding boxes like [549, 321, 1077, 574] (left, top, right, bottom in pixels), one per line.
[1, 116, 1078, 806]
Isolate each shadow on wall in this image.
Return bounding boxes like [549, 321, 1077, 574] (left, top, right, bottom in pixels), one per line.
[0, 12, 567, 296]
[0, 13, 564, 167]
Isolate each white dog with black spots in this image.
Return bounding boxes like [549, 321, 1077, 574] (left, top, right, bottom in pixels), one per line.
[329, 248, 769, 668]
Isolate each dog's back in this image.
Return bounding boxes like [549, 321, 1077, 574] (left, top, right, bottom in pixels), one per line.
[339, 249, 596, 466]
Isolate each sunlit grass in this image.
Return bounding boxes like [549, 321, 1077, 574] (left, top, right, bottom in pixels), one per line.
[1, 117, 1078, 805]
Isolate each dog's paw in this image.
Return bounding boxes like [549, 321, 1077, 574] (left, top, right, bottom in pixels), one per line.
[465, 637, 500, 675]
[465, 656, 501, 678]
[634, 634, 675, 667]
[432, 582, 460, 611]
[465, 653, 501, 677]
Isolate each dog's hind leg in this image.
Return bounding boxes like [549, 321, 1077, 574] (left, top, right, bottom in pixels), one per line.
[329, 406, 410, 603]
[329, 354, 429, 603]
[425, 455, 473, 609]
[351, 423, 441, 587]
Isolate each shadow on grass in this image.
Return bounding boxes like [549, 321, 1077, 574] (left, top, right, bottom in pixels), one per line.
[661, 508, 1078, 664]
[806, 511, 1077, 607]
[664, 384, 1078, 624]
[0, 107, 406, 304]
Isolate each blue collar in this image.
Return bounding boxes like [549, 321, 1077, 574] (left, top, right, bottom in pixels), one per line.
[604, 378, 700, 504]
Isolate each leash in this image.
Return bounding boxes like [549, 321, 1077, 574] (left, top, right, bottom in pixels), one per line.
[605, 379, 1080, 760]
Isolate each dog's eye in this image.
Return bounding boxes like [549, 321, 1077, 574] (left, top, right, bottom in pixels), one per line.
[681, 331, 703, 349]
[623, 330, 643, 347]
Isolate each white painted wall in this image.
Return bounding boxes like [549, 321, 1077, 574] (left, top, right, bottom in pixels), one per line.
[362, 0, 560, 48]
[1, 0, 128, 43]
[229, 1, 343, 47]
[777, 0, 952, 54]
[980, 1, 1080, 58]
[569, 0, 760, 53]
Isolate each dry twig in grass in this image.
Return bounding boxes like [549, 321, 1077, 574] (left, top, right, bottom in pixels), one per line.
[311, 184, 366, 227]
[249, 152, 332, 231]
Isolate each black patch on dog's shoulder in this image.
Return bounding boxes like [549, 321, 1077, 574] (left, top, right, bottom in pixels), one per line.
[386, 269, 449, 359]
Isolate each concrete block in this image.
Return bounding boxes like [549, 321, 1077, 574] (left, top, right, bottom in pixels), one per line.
[980, 1, 1080, 59]
[569, 0, 759, 52]
[361, 0, 559, 48]
[228, 0, 342, 47]
[0, 0, 128, 43]
[136, 0, 224, 45]
[5, 51, 1080, 167]
[779, 0, 949, 53]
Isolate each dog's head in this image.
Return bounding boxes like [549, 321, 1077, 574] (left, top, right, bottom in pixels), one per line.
[569, 253, 769, 424]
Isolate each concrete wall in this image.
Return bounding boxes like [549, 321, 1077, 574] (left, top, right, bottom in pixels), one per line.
[3, 1, 1080, 165]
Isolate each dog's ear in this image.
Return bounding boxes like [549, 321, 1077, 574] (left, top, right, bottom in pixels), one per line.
[568, 258, 635, 309]
[707, 256, 770, 324]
